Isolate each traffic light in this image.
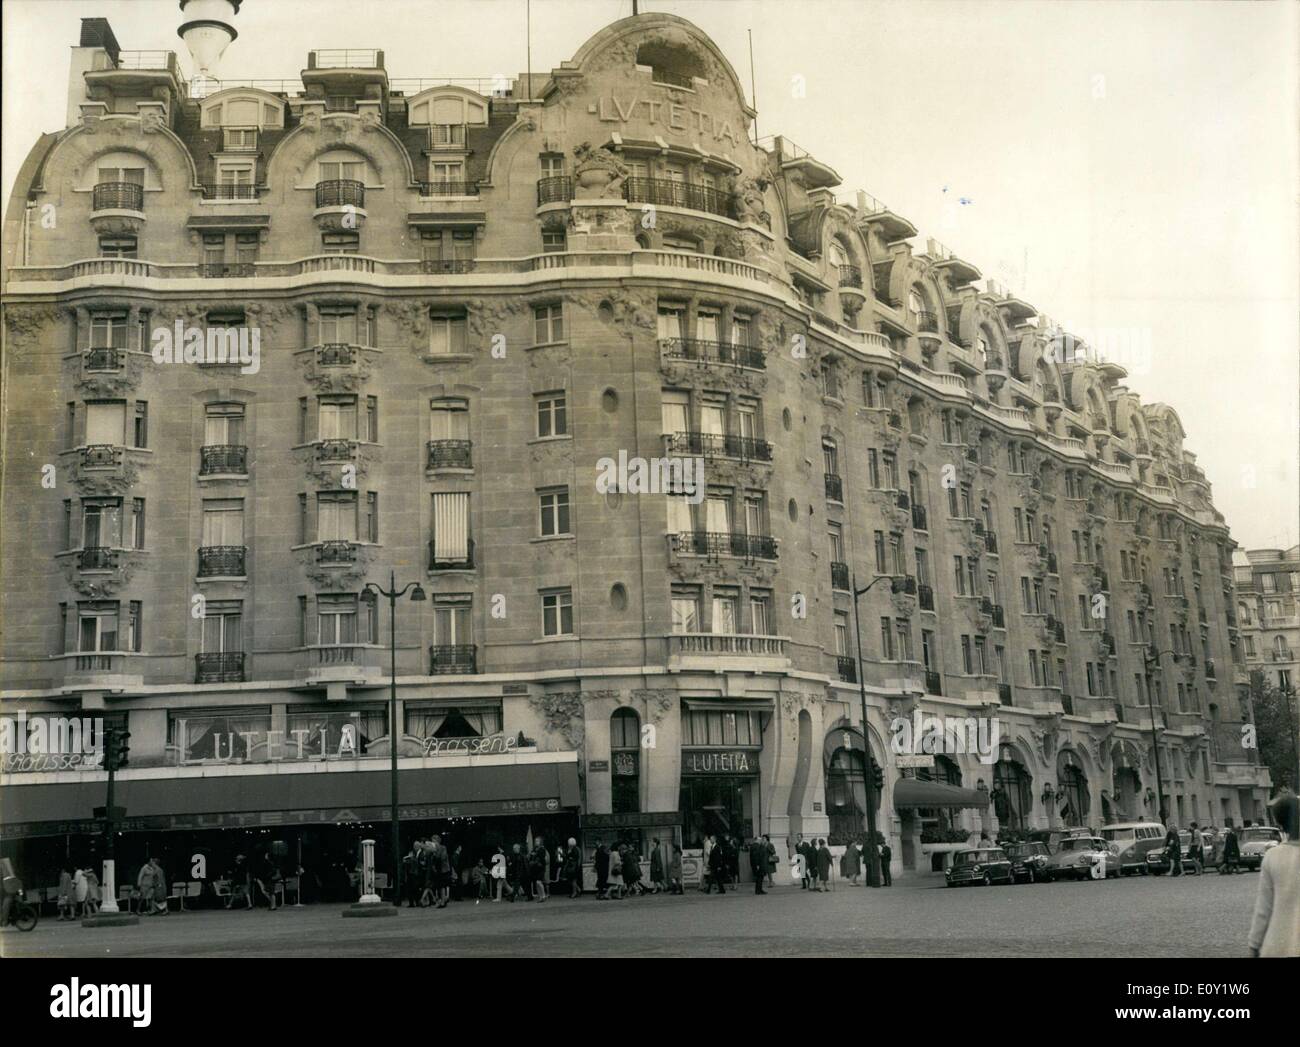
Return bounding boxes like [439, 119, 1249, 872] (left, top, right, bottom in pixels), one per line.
[869, 756, 884, 792]
[104, 727, 130, 771]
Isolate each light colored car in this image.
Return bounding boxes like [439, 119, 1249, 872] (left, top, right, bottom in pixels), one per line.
[1044, 835, 1121, 881]
[1238, 826, 1284, 870]
[1100, 822, 1166, 875]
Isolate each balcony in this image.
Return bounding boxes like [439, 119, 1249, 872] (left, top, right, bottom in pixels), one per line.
[659, 337, 765, 370]
[309, 49, 384, 69]
[85, 348, 122, 372]
[536, 176, 573, 206]
[837, 656, 857, 683]
[912, 504, 928, 531]
[420, 259, 476, 274]
[837, 264, 863, 289]
[317, 540, 357, 564]
[428, 538, 475, 571]
[918, 584, 935, 611]
[200, 262, 257, 278]
[824, 473, 844, 502]
[671, 531, 777, 562]
[830, 561, 850, 591]
[195, 652, 246, 684]
[992, 604, 1006, 629]
[668, 633, 790, 671]
[305, 644, 384, 686]
[418, 181, 479, 198]
[429, 644, 477, 675]
[198, 545, 246, 578]
[925, 670, 942, 695]
[58, 652, 142, 690]
[92, 181, 144, 213]
[664, 431, 774, 463]
[623, 177, 735, 219]
[200, 445, 248, 476]
[984, 531, 999, 555]
[82, 444, 122, 469]
[79, 547, 118, 571]
[315, 179, 365, 208]
[200, 183, 260, 201]
[317, 343, 356, 366]
[915, 310, 939, 334]
[998, 683, 1012, 705]
[317, 439, 357, 462]
[427, 439, 473, 470]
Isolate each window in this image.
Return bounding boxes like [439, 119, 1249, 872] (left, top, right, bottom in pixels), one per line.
[365, 396, 379, 442]
[941, 411, 957, 444]
[731, 316, 752, 347]
[431, 492, 471, 565]
[429, 311, 468, 355]
[954, 555, 967, 595]
[319, 397, 357, 440]
[822, 439, 839, 477]
[750, 591, 771, 635]
[611, 708, 641, 814]
[321, 231, 359, 254]
[132, 401, 148, 448]
[78, 602, 119, 653]
[712, 592, 738, 634]
[867, 450, 880, 489]
[534, 304, 564, 344]
[875, 532, 888, 573]
[319, 308, 370, 347]
[97, 165, 144, 186]
[542, 589, 574, 636]
[880, 617, 895, 660]
[205, 403, 245, 447]
[364, 492, 379, 543]
[882, 450, 899, 489]
[82, 498, 122, 549]
[542, 230, 566, 253]
[658, 306, 685, 341]
[98, 236, 137, 259]
[202, 601, 243, 655]
[433, 595, 472, 647]
[672, 588, 701, 633]
[961, 635, 973, 674]
[834, 612, 850, 656]
[202, 499, 244, 549]
[539, 154, 565, 178]
[318, 593, 376, 646]
[317, 492, 357, 542]
[318, 159, 362, 182]
[538, 488, 571, 537]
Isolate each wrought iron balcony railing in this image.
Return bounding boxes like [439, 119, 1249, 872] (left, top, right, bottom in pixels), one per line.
[93, 182, 144, 211]
[837, 264, 862, 289]
[200, 445, 248, 475]
[427, 439, 473, 469]
[623, 177, 736, 219]
[418, 180, 480, 198]
[915, 310, 939, 333]
[912, 504, 928, 531]
[429, 644, 477, 674]
[659, 337, 765, 370]
[79, 547, 118, 570]
[82, 444, 122, 469]
[195, 652, 245, 684]
[428, 538, 475, 571]
[536, 176, 573, 206]
[318, 439, 356, 461]
[318, 540, 357, 564]
[85, 348, 121, 371]
[201, 183, 259, 200]
[315, 179, 365, 208]
[925, 670, 942, 695]
[830, 561, 850, 591]
[824, 473, 843, 502]
[918, 584, 935, 611]
[318, 343, 356, 366]
[836, 655, 857, 683]
[664, 431, 773, 462]
[671, 531, 777, 561]
[198, 545, 246, 577]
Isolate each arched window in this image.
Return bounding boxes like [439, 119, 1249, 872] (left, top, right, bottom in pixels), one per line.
[1057, 750, 1090, 827]
[993, 750, 1032, 829]
[611, 708, 641, 814]
[825, 746, 875, 840]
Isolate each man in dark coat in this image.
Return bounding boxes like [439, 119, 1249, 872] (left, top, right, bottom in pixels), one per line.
[401, 843, 420, 907]
[795, 834, 813, 889]
[1164, 825, 1183, 877]
[705, 841, 727, 895]
[564, 838, 583, 897]
[880, 839, 893, 886]
[507, 843, 528, 901]
[815, 839, 833, 891]
[1220, 827, 1240, 873]
[749, 838, 768, 895]
[593, 843, 610, 899]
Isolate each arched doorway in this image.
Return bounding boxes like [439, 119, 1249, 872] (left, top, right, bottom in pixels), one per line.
[1110, 741, 1142, 822]
[992, 743, 1033, 829]
[1057, 749, 1090, 827]
[822, 724, 881, 845]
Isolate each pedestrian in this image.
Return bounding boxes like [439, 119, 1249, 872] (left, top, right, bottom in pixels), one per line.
[490, 845, 507, 901]
[1247, 792, 1300, 957]
[1221, 826, 1241, 874]
[701, 834, 716, 893]
[1187, 822, 1204, 867]
[57, 865, 76, 921]
[147, 856, 169, 915]
[726, 835, 740, 890]
[594, 843, 610, 900]
[530, 840, 549, 902]
[608, 843, 625, 899]
[705, 839, 727, 895]
[401, 843, 420, 907]
[507, 843, 529, 902]
[669, 844, 684, 894]
[796, 834, 813, 890]
[226, 854, 252, 909]
[750, 837, 769, 895]
[1164, 824, 1183, 877]
[450, 844, 464, 901]
[764, 835, 777, 888]
[841, 838, 861, 886]
[816, 839, 833, 892]
[880, 838, 893, 886]
[565, 837, 583, 898]
[626, 842, 646, 896]
[552, 842, 564, 888]
[74, 866, 89, 917]
[472, 858, 487, 902]
[650, 838, 666, 894]
[85, 867, 101, 915]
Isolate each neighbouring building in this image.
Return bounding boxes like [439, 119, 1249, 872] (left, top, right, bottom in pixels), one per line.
[1235, 546, 1299, 695]
[0, 9, 1274, 887]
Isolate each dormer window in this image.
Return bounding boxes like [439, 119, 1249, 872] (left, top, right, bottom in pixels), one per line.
[222, 128, 258, 152]
[431, 123, 467, 148]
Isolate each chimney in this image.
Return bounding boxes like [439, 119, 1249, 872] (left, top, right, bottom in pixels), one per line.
[67, 18, 121, 127]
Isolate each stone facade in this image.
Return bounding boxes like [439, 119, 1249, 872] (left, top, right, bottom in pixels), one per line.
[0, 12, 1273, 869]
[1235, 546, 1299, 693]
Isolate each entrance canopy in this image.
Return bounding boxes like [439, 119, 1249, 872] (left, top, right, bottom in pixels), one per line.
[0, 758, 581, 839]
[893, 778, 988, 810]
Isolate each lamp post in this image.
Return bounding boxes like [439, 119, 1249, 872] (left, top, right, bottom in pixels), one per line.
[1142, 646, 1182, 825]
[363, 571, 426, 907]
[850, 571, 905, 888]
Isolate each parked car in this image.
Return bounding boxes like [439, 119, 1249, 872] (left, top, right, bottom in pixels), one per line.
[1026, 827, 1095, 854]
[1145, 831, 1204, 875]
[1238, 826, 1284, 870]
[1044, 836, 1121, 881]
[1100, 822, 1167, 875]
[1003, 841, 1051, 883]
[945, 847, 1014, 887]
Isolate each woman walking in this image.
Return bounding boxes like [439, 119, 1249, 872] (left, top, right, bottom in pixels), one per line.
[57, 866, 76, 921]
[841, 838, 861, 886]
[650, 838, 666, 894]
[608, 843, 624, 899]
[1247, 792, 1300, 957]
[623, 843, 643, 897]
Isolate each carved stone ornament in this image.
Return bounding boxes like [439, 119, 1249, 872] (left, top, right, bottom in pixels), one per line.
[300, 349, 375, 393]
[60, 552, 148, 597]
[298, 545, 375, 591]
[572, 142, 628, 200]
[67, 454, 144, 497]
[631, 689, 675, 725]
[528, 691, 587, 750]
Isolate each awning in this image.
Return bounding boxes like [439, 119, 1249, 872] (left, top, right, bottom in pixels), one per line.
[0, 759, 581, 839]
[893, 778, 988, 810]
[680, 698, 774, 713]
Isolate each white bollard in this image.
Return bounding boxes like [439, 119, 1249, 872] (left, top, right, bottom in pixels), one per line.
[358, 839, 380, 905]
[100, 859, 120, 913]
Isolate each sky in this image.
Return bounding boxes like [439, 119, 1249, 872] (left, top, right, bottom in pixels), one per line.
[3, 0, 1297, 551]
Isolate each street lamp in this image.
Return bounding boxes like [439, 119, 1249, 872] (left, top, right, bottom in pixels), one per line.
[849, 571, 907, 888]
[1142, 646, 1182, 825]
[363, 571, 426, 906]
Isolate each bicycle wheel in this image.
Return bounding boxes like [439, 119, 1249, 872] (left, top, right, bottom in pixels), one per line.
[15, 904, 38, 931]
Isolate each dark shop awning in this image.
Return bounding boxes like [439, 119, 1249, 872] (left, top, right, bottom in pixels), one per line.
[893, 778, 989, 810]
[0, 759, 581, 839]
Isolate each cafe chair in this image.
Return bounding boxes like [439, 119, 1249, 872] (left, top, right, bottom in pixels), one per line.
[167, 881, 187, 912]
[212, 879, 231, 907]
[283, 875, 301, 906]
[117, 885, 135, 913]
[373, 872, 390, 899]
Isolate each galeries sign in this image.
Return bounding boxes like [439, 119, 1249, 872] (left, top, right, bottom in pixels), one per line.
[590, 93, 742, 148]
[682, 749, 757, 775]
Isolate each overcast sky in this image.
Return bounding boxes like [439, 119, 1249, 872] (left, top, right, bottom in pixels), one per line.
[4, 0, 1296, 551]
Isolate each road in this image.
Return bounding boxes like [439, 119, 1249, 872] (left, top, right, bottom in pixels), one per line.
[1, 869, 1266, 958]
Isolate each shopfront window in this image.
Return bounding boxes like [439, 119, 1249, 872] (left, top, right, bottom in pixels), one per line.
[678, 777, 751, 849]
[405, 703, 503, 741]
[286, 707, 386, 758]
[992, 750, 1033, 829]
[611, 708, 641, 814]
[682, 708, 761, 747]
[168, 709, 271, 763]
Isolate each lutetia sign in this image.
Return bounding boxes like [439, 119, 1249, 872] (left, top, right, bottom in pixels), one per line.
[173, 722, 520, 764]
[590, 92, 743, 149]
